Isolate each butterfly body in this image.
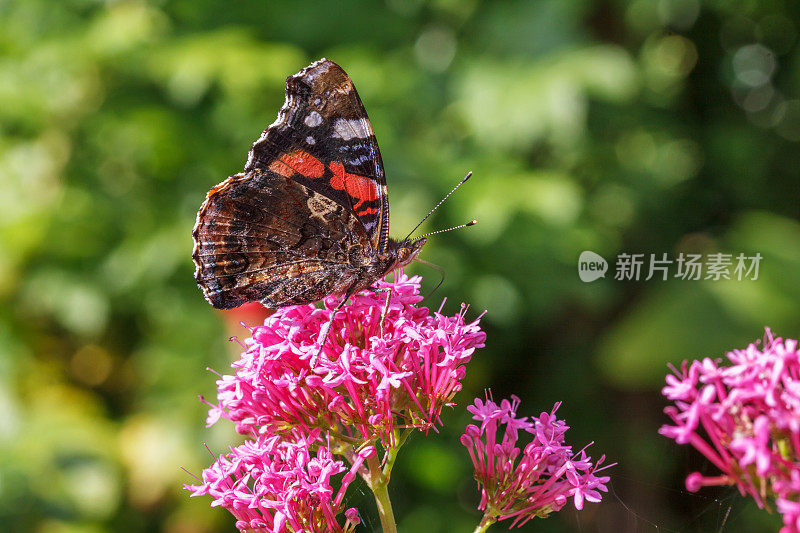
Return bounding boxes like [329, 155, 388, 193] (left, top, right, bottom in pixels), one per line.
[192, 59, 425, 310]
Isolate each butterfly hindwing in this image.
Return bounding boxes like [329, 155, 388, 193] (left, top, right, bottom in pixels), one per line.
[244, 58, 390, 256]
[192, 170, 371, 309]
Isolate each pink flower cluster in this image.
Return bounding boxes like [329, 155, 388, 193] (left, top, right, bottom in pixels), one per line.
[187, 275, 486, 531]
[185, 430, 369, 532]
[209, 274, 485, 446]
[660, 330, 800, 533]
[461, 394, 611, 528]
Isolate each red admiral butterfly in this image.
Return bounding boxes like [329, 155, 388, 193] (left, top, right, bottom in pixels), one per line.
[192, 58, 470, 316]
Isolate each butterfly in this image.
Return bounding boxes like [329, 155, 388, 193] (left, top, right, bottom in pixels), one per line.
[192, 58, 430, 316]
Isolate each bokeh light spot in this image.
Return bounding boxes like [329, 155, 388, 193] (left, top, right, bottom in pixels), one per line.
[657, 0, 700, 30]
[415, 26, 457, 73]
[63, 460, 120, 519]
[732, 44, 776, 87]
[472, 275, 520, 326]
[71, 344, 113, 387]
[655, 35, 698, 76]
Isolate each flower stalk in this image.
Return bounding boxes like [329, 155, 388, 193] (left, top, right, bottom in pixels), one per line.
[370, 467, 397, 533]
[472, 514, 498, 533]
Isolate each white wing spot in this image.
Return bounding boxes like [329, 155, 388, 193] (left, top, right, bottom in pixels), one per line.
[306, 136, 316, 145]
[332, 118, 370, 140]
[304, 111, 323, 127]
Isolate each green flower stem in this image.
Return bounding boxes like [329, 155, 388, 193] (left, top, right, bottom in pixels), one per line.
[371, 473, 397, 533]
[366, 429, 411, 533]
[472, 514, 497, 533]
[368, 454, 397, 533]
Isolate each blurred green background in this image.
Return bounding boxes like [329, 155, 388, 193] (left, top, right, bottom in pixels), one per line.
[2, 0, 800, 531]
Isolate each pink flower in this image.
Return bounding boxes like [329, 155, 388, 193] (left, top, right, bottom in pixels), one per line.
[210, 274, 485, 447]
[461, 393, 612, 528]
[188, 274, 486, 531]
[184, 430, 372, 533]
[660, 329, 800, 531]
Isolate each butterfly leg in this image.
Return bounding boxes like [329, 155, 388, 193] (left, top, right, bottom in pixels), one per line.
[311, 293, 351, 366]
[367, 287, 392, 337]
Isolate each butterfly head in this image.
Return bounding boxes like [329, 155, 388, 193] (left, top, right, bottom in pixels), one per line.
[381, 237, 426, 272]
[394, 238, 427, 269]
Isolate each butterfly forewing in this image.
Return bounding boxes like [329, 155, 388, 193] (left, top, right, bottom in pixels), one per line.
[245, 59, 390, 255]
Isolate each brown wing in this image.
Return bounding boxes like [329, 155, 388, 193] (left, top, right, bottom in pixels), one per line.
[244, 58, 390, 256]
[192, 169, 370, 309]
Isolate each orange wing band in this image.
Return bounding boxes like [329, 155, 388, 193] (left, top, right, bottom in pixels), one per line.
[329, 161, 379, 210]
[269, 150, 326, 179]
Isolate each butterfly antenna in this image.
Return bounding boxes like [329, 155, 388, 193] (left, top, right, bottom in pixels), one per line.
[404, 171, 473, 241]
[413, 219, 477, 241]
